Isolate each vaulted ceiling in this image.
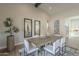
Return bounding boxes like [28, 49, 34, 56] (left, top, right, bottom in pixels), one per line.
[38, 3, 79, 16]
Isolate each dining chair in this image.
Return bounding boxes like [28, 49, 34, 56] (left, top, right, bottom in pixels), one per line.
[60, 37, 66, 55]
[43, 39, 60, 56]
[24, 40, 38, 56]
[61, 37, 78, 56]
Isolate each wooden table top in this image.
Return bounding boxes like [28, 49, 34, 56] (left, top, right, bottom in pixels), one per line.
[28, 35, 62, 47]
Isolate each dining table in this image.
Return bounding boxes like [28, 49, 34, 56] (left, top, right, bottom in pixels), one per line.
[28, 35, 63, 48]
[27, 35, 63, 55]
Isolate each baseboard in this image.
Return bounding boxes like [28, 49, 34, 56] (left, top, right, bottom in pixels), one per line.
[0, 42, 24, 53]
[15, 42, 24, 46]
[0, 42, 24, 49]
[0, 46, 6, 50]
[15, 42, 24, 49]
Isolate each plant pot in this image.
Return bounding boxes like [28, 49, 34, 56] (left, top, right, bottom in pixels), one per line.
[7, 35, 15, 52]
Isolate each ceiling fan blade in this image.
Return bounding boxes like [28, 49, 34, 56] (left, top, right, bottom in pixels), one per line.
[35, 3, 41, 8]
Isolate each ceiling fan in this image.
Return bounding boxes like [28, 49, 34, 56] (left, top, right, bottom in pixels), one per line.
[34, 3, 41, 8]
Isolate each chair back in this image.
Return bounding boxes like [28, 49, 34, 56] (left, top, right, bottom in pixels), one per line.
[24, 40, 29, 52]
[60, 37, 66, 47]
[53, 39, 60, 53]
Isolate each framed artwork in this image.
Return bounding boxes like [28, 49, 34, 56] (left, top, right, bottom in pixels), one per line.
[34, 20, 40, 36]
[54, 20, 60, 34]
[24, 18, 32, 38]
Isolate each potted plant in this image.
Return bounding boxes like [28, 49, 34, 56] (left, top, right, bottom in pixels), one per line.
[4, 18, 19, 52]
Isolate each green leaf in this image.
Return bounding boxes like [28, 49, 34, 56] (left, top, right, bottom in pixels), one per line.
[4, 21, 11, 27]
[5, 30, 11, 33]
[13, 26, 19, 33]
[6, 18, 11, 21]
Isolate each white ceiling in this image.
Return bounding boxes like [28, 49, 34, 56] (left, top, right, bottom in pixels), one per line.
[39, 3, 79, 16]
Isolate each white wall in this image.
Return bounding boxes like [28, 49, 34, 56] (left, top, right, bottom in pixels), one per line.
[0, 4, 50, 49]
[48, 8, 79, 35]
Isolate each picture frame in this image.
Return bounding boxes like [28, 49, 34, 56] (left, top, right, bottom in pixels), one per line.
[34, 20, 40, 36]
[24, 18, 32, 38]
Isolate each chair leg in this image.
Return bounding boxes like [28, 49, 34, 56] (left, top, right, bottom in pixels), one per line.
[61, 46, 66, 56]
[44, 50, 47, 56]
[35, 51, 38, 56]
[24, 49, 27, 56]
[44, 50, 45, 56]
[38, 50, 40, 56]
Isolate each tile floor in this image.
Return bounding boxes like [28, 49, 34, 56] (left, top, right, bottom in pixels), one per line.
[19, 47, 79, 56]
[0, 45, 79, 56]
